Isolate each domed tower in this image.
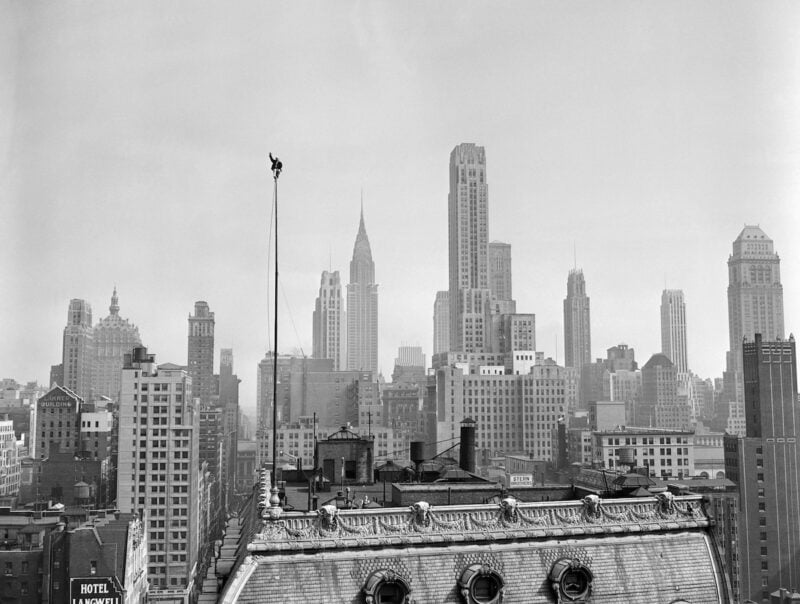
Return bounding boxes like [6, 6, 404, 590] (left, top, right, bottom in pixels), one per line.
[93, 287, 142, 401]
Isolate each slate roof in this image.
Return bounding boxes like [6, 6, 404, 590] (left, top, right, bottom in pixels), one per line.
[220, 490, 731, 603]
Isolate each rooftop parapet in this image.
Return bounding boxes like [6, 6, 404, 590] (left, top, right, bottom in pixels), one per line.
[249, 491, 710, 553]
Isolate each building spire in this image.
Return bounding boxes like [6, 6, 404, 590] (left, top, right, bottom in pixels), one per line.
[359, 191, 366, 236]
[109, 286, 120, 315]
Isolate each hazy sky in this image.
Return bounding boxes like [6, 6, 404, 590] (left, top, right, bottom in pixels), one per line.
[2, 2, 798, 416]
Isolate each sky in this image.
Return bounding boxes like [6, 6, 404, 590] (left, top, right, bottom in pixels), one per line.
[1, 2, 798, 418]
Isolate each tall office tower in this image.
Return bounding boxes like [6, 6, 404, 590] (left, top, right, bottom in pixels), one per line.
[638, 353, 680, 429]
[93, 288, 142, 401]
[313, 271, 346, 370]
[346, 209, 379, 372]
[724, 334, 798, 602]
[725, 226, 785, 404]
[218, 348, 239, 508]
[563, 269, 591, 372]
[660, 289, 689, 378]
[188, 301, 215, 405]
[488, 241, 512, 302]
[448, 143, 492, 353]
[62, 299, 94, 401]
[433, 291, 450, 355]
[117, 347, 199, 599]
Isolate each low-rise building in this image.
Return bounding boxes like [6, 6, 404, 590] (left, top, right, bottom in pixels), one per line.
[593, 427, 695, 478]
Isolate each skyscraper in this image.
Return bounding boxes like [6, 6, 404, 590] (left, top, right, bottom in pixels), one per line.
[433, 291, 450, 355]
[563, 269, 591, 372]
[488, 241, 512, 302]
[638, 353, 679, 428]
[346, 209, 378, 372]
[93, 287, 141, 401]
[725, 334, 799, 602]
[62, 299, 94, 401]
[448, 143, 492, 353]
[313, 271, 346, 370]
[188, 301, 215, 405]
[117, 347, 199, 599]
[660, 289, 688, 377]
[725, 225, 785, 403]
[218, 348, 239, 508]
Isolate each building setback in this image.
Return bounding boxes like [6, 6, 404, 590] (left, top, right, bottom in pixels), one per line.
[448, 143, 492, 354]
[346, 208, 379, 373]
[725, 334, 799, 603]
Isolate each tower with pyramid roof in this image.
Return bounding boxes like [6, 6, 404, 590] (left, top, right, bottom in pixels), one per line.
[723, 225, 785, 433]
[93, 287, 142, 401]
[346, 206, 378, 372]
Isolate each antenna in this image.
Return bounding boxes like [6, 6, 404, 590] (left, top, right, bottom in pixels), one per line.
[573, 242, 577, 271]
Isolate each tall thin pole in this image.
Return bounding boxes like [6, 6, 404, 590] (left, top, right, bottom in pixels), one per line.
[267, 153, 283, 519]
[272, 172, 279, 490]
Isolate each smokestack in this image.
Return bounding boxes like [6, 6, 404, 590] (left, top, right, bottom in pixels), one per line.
[460, 418, 476, 473]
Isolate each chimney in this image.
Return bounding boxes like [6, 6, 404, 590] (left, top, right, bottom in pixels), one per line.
[460, 418, 476, 473]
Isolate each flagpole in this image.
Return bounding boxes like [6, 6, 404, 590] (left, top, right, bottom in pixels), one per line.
[268, 153, 283, 519]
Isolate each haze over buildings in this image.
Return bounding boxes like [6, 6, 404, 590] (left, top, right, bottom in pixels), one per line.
[2, 3, 799, 420]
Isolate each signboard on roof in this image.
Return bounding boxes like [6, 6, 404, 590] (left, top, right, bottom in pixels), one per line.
[69, 577, 123, 604]
[509, 473, 534, 487]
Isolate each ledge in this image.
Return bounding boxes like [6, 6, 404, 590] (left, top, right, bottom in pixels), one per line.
[248, 494, 709, 553]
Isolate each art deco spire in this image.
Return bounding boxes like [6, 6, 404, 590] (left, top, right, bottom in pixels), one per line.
[347, 205, 378, 372]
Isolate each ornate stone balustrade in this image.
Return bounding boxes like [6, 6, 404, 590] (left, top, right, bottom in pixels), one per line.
[248, 492, 709, 553]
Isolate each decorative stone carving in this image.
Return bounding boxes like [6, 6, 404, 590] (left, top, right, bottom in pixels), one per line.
[657, 492, 675, 515]
[582, 495, 602, 520]
[318, 505, 339, 532]
[247, 493, 711, 553]
[410, 501, 431, 528]
[499, 497, 518, 523]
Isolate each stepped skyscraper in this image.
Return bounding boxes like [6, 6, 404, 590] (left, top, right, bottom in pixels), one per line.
[660, 289, 688, 377]
[448, 143, 491, 353]
[564, 269, 591, 372]
[346, 208, 378, 372]
[62, 299, 94, 401]
[313, 271, 346, 370]
[726, 226, 785, 393]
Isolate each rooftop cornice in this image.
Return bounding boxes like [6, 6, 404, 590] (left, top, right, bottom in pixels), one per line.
[248, 493, 710, 553]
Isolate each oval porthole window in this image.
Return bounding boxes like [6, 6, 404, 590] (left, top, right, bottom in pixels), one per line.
[549, 558, 593, 602]
[363, 569, 411, 604]
[459, 564, 504, 604]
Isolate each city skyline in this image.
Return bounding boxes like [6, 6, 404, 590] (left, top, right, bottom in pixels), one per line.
[2, 3, 799, 417]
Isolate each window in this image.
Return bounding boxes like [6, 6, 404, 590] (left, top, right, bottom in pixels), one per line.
[363, 570, 411, 604]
